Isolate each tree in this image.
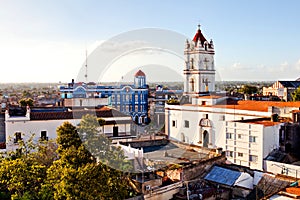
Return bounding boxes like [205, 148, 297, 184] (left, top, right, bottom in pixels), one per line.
[77, 114, 132, 171]
[19, 98, 34, 107]
[166, 98, 180, 105]
[0, 135, 55, 199]
[292, 87, 300, 101]
[0, 119, 134, 200]
[22, 90, 31, 98]
[46, 119, 132, 199]
[0, 158, 46, 199]
[240, 85, 258, 95]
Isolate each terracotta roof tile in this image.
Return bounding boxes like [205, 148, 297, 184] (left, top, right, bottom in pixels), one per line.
[214, 100, 300, 112]
[194, 95, 224, 99]
[246, 121, 281, 127]
[286, 187, 300, 196]
[30, 107, 129, 120]
[134, 70, 145, 77]
[182, 100, 300, 113]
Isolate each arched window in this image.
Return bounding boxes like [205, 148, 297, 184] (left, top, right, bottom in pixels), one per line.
[190, 78, 195, 92]
[190, 58, 194, 69]
[203, 130, 209, 147]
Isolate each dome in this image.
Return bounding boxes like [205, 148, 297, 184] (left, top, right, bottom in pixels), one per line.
[134, 70, 146, 77]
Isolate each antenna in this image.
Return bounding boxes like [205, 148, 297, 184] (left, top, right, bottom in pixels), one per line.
[85, 48, 88, 82]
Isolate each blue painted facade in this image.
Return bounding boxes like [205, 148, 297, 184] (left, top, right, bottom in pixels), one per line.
[59, 70, 149, 124]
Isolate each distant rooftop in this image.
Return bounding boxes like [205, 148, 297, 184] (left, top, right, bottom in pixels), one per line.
[30, 106, 128, 120]
[183, 99, 300, 112]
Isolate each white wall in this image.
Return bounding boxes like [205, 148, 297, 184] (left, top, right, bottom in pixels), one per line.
[6, 115, 132, 151]
[265, 160, 300, 179]
[263, 125, 280, 158]
[165, 104, 271, 149]
[225, 122, 264, 170]
[224, 122, 281, 171]
[64, 98, 109, 107]
[6, 118, 79, 151]
[165, 103, 282, 171]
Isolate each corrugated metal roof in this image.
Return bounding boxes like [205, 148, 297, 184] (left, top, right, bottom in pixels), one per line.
[234, 172, 253, 189]
[279, 81, 300, 88]
[204, 166, 241, 186]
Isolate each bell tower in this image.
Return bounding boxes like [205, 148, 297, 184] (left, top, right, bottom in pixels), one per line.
[183, 25, 215, 97]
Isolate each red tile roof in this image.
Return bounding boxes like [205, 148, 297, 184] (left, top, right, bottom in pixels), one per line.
[247, 121, 281, 127]
[195, 95, 224, 99]
[286, 187, 300, 196]
[30, 107, 129, 120]
[134, 70, 145, 77]
[213, 100, 300, 112]
[193, 25, 207, 46]
[182, 100, 300, 112]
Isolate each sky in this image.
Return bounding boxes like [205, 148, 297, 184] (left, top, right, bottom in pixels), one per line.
[1, 0, 300, 83]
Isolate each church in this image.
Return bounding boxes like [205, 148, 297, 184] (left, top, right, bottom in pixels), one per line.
[165, 25, 300, 170]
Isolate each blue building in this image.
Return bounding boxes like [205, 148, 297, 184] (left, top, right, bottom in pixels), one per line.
[59, 70, 149, 124]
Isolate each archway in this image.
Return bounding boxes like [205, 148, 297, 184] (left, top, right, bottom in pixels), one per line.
[203, 130, 209, 148]
[134, 115, 139, 124]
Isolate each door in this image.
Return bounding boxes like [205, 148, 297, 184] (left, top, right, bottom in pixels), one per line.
[203, 130, 209, 148]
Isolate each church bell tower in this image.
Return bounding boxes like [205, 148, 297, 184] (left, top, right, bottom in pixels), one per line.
[183, 25, 215, 97]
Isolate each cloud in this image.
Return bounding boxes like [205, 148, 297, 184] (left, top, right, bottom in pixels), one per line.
[230, 62, 253, 71]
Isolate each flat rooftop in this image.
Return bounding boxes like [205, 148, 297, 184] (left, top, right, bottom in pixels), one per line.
[141, 140, 219, 165]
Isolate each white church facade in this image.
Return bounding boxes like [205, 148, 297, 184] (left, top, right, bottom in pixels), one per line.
[165, 25, 300, 170]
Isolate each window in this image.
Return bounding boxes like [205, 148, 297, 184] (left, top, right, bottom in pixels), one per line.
[205, 114, 208, 119]
[238, 134, 242, 139]
[172, 120, 176, 127]
[238, 152, 243, 157]
[226, 151, 234, 157]
[184, 120, 189, 128]
[226, 133, 233, 139]
[219, 115, 225, 121]
[249, 136, 257, 143]
[249, 155, 258, 162]
[41, 131, 48, 141]
[14, 132, 22, 143]
[126, 95, 130, 102]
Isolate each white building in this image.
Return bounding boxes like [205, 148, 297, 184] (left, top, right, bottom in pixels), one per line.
[165, 25, 300, 170]
[5, 106, 133, 151]
[225, 120, 281, 170]
[184, 24, 215, 98]
[262, 80, 300, 101]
